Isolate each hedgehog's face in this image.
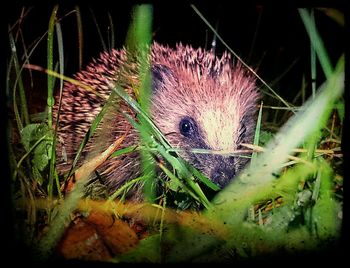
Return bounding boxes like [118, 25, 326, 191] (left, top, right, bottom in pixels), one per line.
[177, 115, 240, 187]
[151, 63, 258, 189]
[174, 103, 255, 188]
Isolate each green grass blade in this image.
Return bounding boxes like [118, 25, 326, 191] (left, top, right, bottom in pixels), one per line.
[112, 85, 171, 150]
[89, 7, 107, 51]
[251, 101, 263, 166]
[298, 8, 333, 79]
[127, 4, 154, 203]
[49, 19, 64, 200]
[310, 9, 317, 99]
[108, 12, 115, 50]
[8, 30, 29, 130]
[47, 5, 58, 129]
[186, 163, 220, 191]
[46, 5, 59, 211]
[75, 5, 83, 69]
[110, 146, 138, 158]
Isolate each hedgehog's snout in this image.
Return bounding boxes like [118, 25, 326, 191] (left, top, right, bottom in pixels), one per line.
[211, 158, 236, 188]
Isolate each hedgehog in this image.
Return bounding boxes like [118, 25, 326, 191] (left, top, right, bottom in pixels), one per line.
[53, 42, 259, 201]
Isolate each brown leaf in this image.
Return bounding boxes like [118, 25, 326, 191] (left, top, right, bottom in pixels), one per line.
[57, 209, 139, 261]
[86, 210, 139, 255]
[56, 218, 112, 261]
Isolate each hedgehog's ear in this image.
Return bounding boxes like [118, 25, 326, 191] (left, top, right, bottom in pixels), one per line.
[151, 64, 176, 92]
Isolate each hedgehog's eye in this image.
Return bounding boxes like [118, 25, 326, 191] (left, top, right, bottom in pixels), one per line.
[179, 117, 195, 137]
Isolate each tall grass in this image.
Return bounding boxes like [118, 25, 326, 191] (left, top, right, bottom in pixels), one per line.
[7, 4, 343, 263]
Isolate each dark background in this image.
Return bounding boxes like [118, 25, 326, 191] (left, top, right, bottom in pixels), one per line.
[6, 2, 345, 104]
[3, 1, 347, 265]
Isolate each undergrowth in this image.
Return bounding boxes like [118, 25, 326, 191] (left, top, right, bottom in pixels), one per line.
[6, 4, 344, 263]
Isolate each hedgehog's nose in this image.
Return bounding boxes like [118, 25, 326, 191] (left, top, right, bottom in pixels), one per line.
[211, 166, 235, 188]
